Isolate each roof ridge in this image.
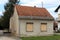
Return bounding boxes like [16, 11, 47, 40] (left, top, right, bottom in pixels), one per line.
[15, 5, 45, 9]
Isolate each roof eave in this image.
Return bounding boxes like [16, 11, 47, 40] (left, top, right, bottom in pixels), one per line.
[19, 16, 54, 21]
[55, 5, 60, 12]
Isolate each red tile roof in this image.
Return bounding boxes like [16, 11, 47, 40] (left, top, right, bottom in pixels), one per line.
[15, 5, 54, 19]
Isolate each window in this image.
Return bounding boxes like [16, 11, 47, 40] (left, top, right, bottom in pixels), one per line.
[58, 14, 60, 18]
[26, 22, 33, 32]
[40, 23, 47, 32]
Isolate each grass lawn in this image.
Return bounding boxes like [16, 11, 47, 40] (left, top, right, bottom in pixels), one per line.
[21, 35, 60, 40]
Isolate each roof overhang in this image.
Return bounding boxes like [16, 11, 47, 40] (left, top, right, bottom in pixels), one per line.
[19, 16, 54, 21]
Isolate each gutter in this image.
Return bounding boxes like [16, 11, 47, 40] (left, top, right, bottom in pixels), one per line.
[19, 16, 54, 21]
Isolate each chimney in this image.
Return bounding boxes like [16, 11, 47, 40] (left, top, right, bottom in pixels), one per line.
[34, 6, 36, 8]
[41, 2, 43, 8]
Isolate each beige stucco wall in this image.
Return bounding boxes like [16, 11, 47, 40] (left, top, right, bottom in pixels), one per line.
[10, 7, 19, 36]
[19, 19, 54, 37]
[57, 8, 60, 30]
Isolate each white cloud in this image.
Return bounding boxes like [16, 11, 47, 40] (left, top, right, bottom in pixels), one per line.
[0, 12, 3, 16]
[0, 0, 8, 16]
[0, 0, 8, 4]
[20, 0, 59, 6]
[47, 7, 58, 18]
[59, 0, 60, 4]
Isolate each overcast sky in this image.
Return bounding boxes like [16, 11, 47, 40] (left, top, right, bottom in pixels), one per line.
[0, 0, 60, 18]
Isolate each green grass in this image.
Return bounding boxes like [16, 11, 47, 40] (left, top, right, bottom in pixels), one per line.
[21, 35, 60, 40]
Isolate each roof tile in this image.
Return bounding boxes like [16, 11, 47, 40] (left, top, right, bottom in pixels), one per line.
[15, 5, 54, 18]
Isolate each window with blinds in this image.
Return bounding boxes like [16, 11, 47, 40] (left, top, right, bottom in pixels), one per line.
[40, 23, 47, 32]
[26, 22, 33, 32]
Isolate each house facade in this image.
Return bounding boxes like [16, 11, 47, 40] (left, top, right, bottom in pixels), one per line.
[55, 5, 60, 30]
[10, 5, 54, 37]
